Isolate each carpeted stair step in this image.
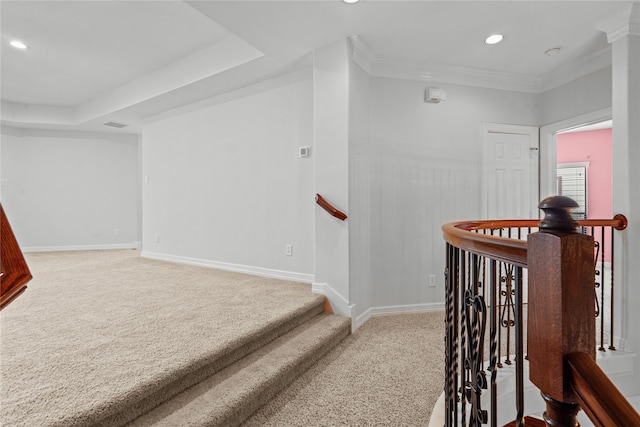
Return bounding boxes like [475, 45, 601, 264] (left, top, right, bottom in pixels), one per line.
[96, 295, 327, 427]
[126, 312, 351, 427]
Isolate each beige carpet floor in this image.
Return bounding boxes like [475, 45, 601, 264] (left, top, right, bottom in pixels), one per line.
[242, 311, 445, 427]
[0, 250, 325, 427]
[1, 250, 446, 427]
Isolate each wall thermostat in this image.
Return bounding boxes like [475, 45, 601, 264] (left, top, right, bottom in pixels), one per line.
[299, 146, 311, 158]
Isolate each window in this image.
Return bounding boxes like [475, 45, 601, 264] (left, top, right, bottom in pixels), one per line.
[557, 163, 588, 219]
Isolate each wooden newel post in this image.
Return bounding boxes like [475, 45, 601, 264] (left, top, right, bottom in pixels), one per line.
[528, 196, 596, 427]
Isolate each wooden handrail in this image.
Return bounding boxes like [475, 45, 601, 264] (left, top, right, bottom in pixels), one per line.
[443, 202, 632, 427]
[315, 194, 347, 221]
[441, 214, 628, 269]
[1, 204, 32, 310]
[441, 221, 528, 267]
[579, 214, 628, 230]
[568, 351, 640, 427]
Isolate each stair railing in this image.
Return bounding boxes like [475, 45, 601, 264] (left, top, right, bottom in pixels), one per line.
[1, 204, 32, 310]
[442, 196, 636, 427]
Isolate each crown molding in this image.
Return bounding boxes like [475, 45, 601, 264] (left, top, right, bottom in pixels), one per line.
[375, 59, 542, 93]
[349, 35, 374, 75]
[349, 36, 540, 93]
[351, 39, 541, 93]
[351, 35, 615, 94]
[596, 3, 640, 43]
[540, 46, 612, 93]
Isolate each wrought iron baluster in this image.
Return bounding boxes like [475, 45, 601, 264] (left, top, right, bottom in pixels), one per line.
[609, 228, 616, 351]
[598, 226, 607, 351]
[514, 265, 525, 427]
[499, 264, 516, 365]
[445, 244, 463, 427]
[461, 250, 468, 426]
[496, 261, 504, 369]
[463, 254, 488, 426]
[489, 259, 498, 427]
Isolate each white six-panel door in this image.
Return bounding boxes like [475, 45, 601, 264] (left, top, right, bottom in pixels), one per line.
[482, 123, 540, 220]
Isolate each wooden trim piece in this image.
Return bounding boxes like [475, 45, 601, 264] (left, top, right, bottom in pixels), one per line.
[503, 415, 546, 427]
[441, 221, 529, 267]
[567, 351, 640, 427]
[441, 215, 628, 268]
[1, 204, 32, 310]
[316, 194, 347, 221]
[576, 215, 628, 230]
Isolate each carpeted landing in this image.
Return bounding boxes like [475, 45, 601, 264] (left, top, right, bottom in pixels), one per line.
[0, 250, 351, 427]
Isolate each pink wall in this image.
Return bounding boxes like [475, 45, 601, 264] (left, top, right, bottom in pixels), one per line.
[557, 128, 612, 219]
[557, 128, 612, 261]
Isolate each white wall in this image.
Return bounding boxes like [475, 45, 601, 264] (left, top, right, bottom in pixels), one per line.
[610, 29, 640, 362]
[141, 71, 315, 281]
[0, 126, 139, 250]
[349, 51, 373, 322]
[540, 66, 612, 126]
[312, 40, 352, 315]
[365, 78, 540, 309]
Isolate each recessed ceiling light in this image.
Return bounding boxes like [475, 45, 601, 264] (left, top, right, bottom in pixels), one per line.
[10, 40, 28, 50]
[342, 0, 360, 4]
[485, 34, 504, 45]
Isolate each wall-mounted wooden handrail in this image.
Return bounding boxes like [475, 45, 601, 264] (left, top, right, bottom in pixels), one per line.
[1, 204, 32, 310]
[316, 194, 347, 221]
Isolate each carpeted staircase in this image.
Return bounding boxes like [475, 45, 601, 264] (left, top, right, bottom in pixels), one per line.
[0, 251, 351, 427]
[125, 305, 350, 426]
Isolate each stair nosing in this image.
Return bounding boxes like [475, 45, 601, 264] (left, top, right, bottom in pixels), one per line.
[127, 313, 351, 427]
[93, 297, 327, 427]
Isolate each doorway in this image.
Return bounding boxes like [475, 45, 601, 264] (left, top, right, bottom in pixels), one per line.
[481, 123, 539, 220]
[556, 121, 613, 220]
[539, 107, 612, 201]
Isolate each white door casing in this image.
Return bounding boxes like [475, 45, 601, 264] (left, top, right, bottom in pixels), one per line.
[482, 123, 539, 220]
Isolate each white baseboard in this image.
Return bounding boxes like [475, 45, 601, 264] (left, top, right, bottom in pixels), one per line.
[371, 302, 445, 316]
[353, 309, 371, 331]
[312, 282, 354, 320]
[23, 242, 140, 252]
[140, 251, 315, 283]
[353, 302, 445, 331]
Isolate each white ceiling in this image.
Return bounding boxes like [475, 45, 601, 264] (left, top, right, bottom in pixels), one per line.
[0, 0, 633, 134]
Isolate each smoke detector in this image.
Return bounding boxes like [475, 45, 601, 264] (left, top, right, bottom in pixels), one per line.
[425, 88, 447, 104]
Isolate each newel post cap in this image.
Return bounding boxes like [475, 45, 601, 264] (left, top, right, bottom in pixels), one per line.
[538, 196, 580, 232]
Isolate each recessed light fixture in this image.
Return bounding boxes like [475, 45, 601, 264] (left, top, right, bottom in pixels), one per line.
[342, 0, 360, 4]
[10, 40, 28, 50]
[485, 34, 504, 45]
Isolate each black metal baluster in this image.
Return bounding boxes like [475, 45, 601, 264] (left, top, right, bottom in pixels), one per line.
[445, 243, 454, 427]
[497, 261, 503, 369]
[445, 244, 463, 427]
[467, 254, 488, 425]
[599, 226, 606, 351]
[610, 228, 617, 351]
[489, 259, 498, 427]
[461, 250, 468, 426]
[514, 265, 525, 427]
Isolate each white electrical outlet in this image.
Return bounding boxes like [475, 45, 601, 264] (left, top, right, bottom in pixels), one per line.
[429, 274, 436, 287]
[286, 244, 293, 256]
[155, 234, 160, 243]
[114, 228, 120, 236]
